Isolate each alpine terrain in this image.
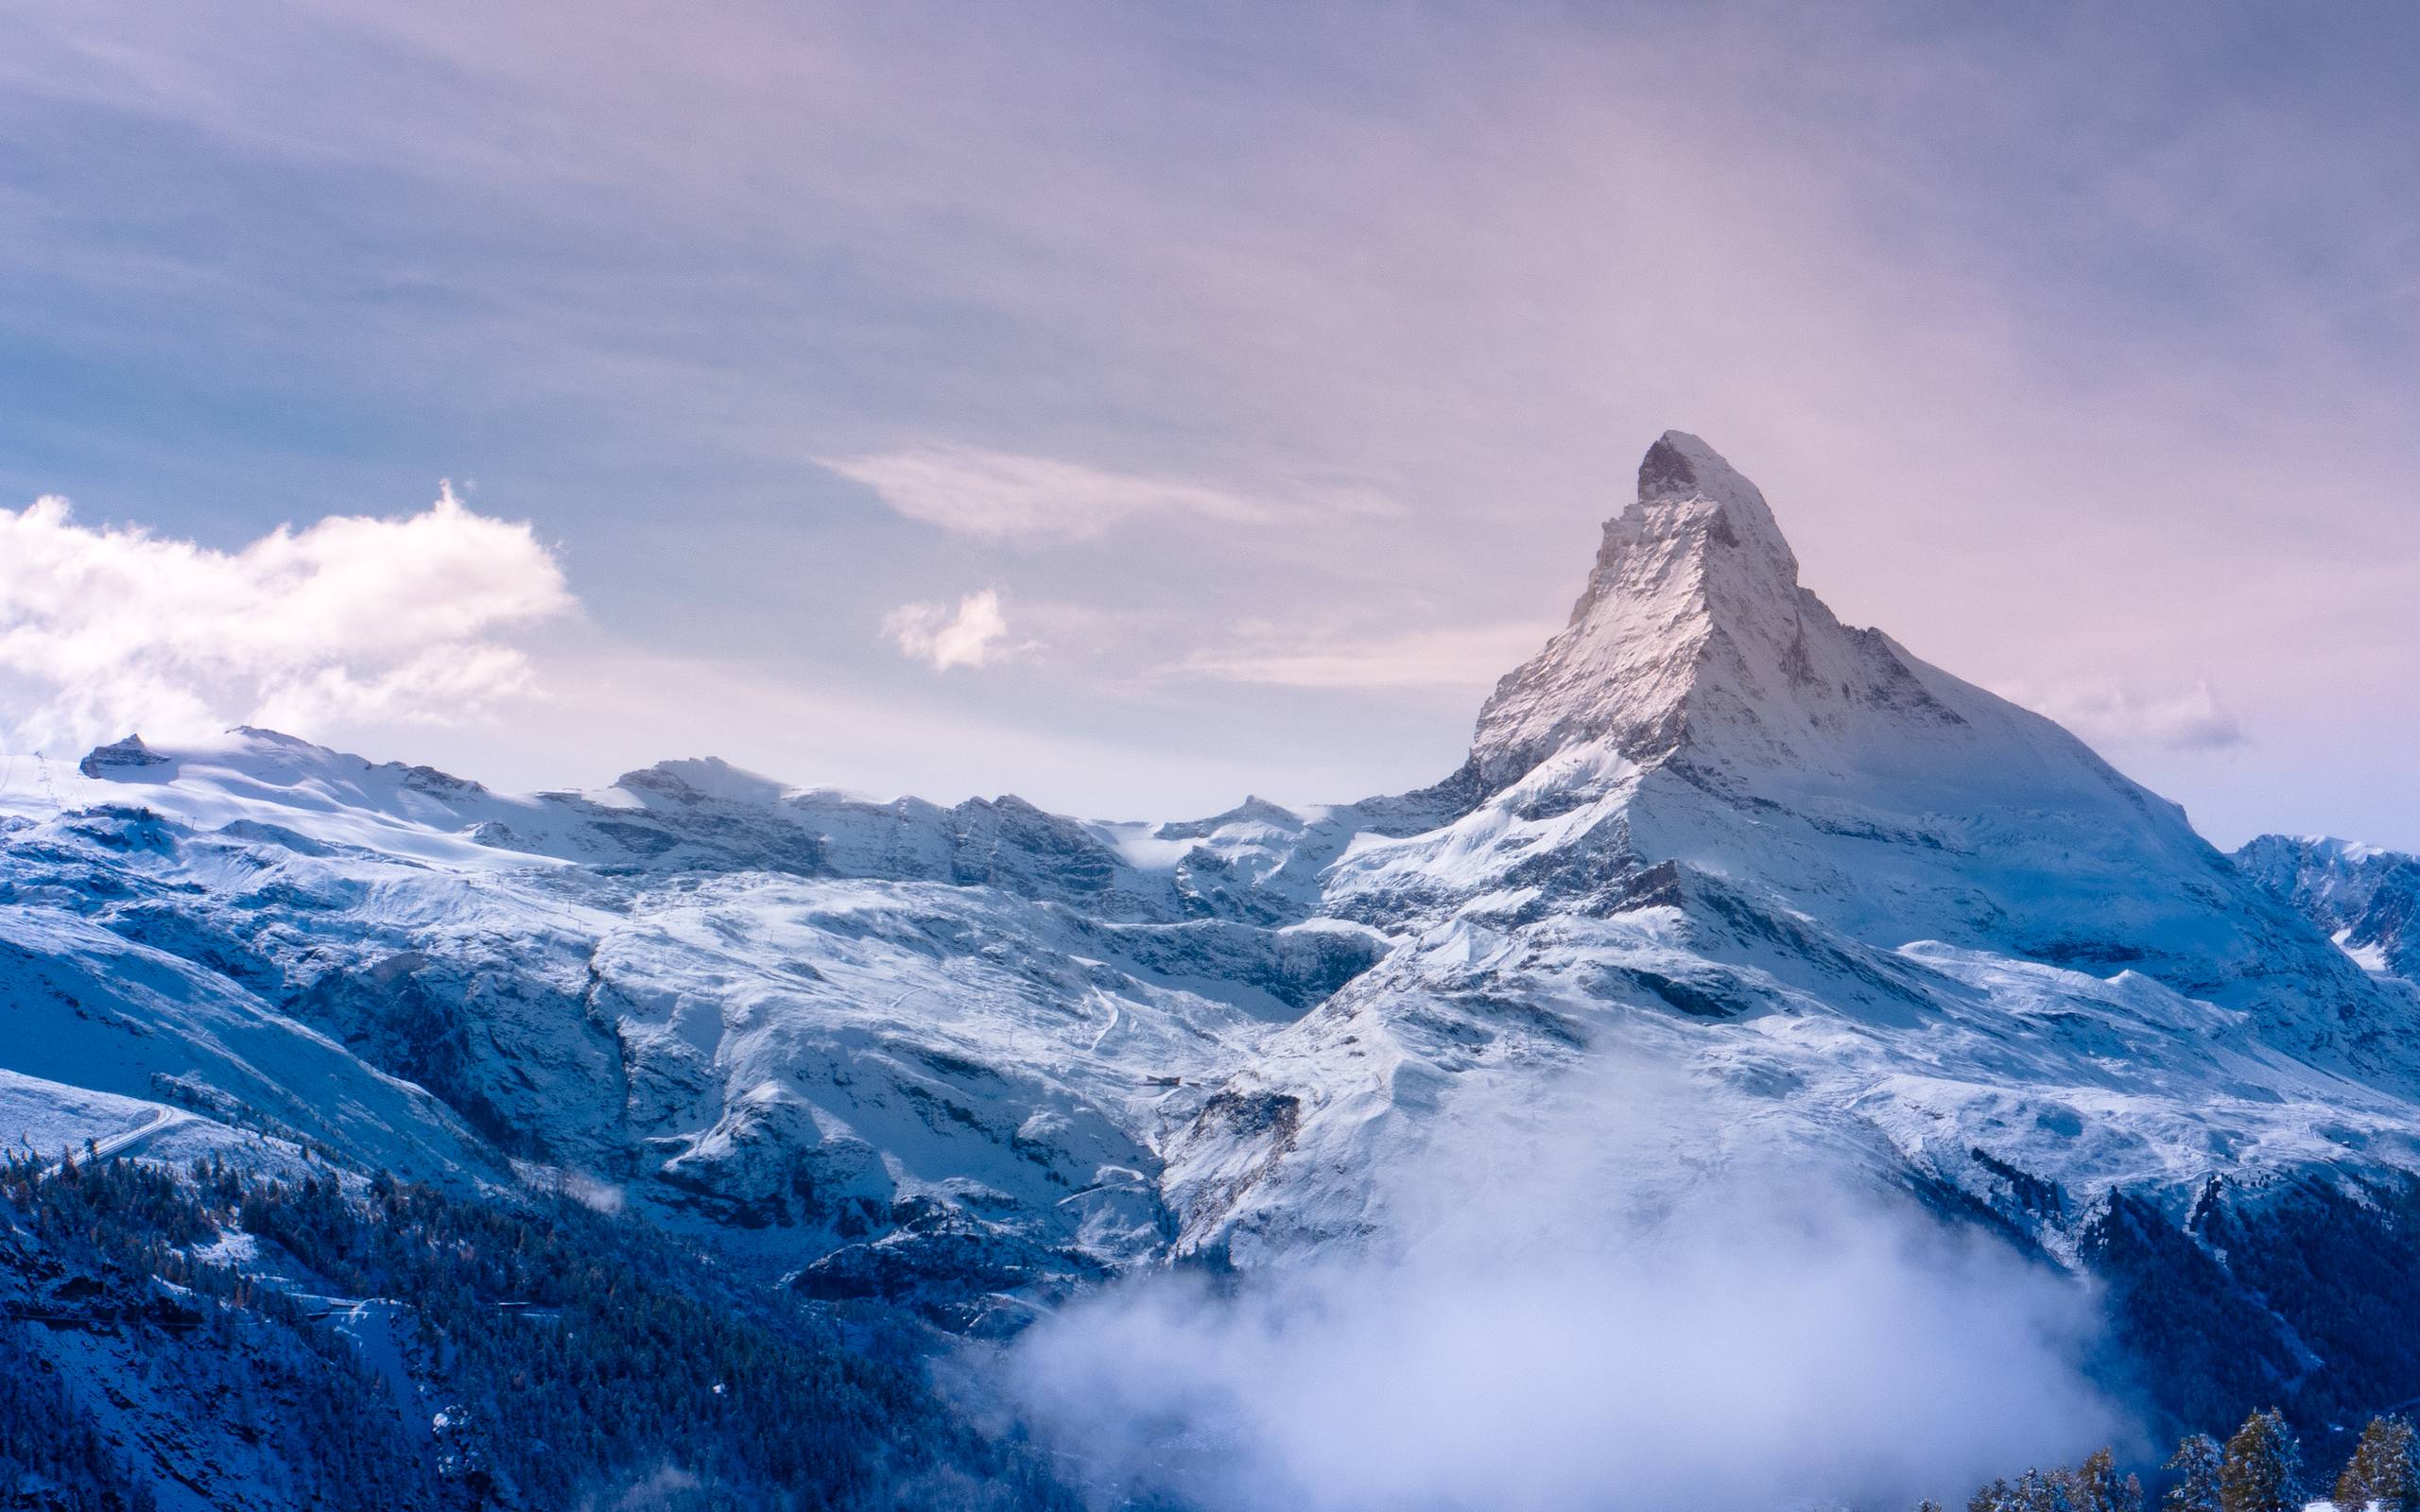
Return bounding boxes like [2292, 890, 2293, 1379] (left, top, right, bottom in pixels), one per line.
[7, 432, 2420, 1507]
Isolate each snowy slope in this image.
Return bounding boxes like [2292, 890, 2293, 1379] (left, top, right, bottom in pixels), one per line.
[1, 730, 1389, 1316]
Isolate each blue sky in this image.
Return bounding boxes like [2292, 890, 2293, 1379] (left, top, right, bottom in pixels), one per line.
[3, 2, 2417, 845]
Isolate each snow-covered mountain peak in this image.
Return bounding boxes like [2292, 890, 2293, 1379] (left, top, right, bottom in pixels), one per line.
[1634, 429, 1791, 552]
[1471, 430, 1936, 789]
[76, 731, 172, 778]
[1355, 431, 2413, 1091]
[614, 756, 792, 809]
[2237, 833, 2420, 982]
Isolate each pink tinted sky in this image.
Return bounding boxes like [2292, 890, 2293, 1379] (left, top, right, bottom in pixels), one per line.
[1, 3, 2416, 846]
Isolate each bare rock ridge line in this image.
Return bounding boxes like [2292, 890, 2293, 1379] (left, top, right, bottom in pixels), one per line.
[1475, 428, 1808, 782]
[1478, 428, 2027, 794]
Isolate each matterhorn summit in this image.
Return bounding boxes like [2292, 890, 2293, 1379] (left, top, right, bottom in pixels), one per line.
[1348, 434, 2392, 1047]
[1473, 429, 1842, 782]
[1478, 430, 2114, 800]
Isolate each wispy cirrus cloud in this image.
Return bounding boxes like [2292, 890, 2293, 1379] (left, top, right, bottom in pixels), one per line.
[0, 485, 571, 749]
[883, 588, 1020, 671]
[1176, 621, 1558, 692]
[825, 447, 1274, 541]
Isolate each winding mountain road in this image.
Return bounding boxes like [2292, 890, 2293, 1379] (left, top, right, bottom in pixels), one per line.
[44, 1104, 192, 1176]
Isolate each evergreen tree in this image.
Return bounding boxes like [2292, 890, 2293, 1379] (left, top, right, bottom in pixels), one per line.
[0, 1154, 1082, 1512]
[2071, 1447, 2145, 1512]
[2166, 1435, 2224, 1512]
[2017, 1467, 2077, 1512]
[2337, 1415, 2420, 1512]
[2220, 1409, 2304, 1512]
[1972, 1478, 2021, 1512]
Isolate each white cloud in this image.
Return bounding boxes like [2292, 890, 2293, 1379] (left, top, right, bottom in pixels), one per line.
[1175, 622, 1558, 691]
[884, 589, 1018, 671]
[826, 446, 1272, 540]
[2014, 679, 2248, 752]
[1011, 1059, 2128, 1512]
[0, 485, 572, 750]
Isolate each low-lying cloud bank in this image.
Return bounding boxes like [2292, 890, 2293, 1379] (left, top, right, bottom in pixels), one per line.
[1010, 1066, 2133, 1512]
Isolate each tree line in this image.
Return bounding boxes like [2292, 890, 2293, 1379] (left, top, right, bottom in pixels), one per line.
[1921, 1408, 2418, 1512]
[0, 1150, 1078, 1511]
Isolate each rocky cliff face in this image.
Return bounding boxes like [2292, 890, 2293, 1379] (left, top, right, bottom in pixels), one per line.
[1472, 430, 1896, 782]
[2238, 833, 2420, 983]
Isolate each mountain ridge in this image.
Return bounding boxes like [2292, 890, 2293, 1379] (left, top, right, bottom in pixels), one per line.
[2235, 833, 2420, 982]
[8, 431, 2420, 1460]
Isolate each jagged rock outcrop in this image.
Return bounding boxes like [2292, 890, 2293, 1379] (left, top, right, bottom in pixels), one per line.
[2238, 833, 2420, 982]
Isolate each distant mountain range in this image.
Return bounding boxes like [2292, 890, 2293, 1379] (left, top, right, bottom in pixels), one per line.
[2236, 833, 2420, 983]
